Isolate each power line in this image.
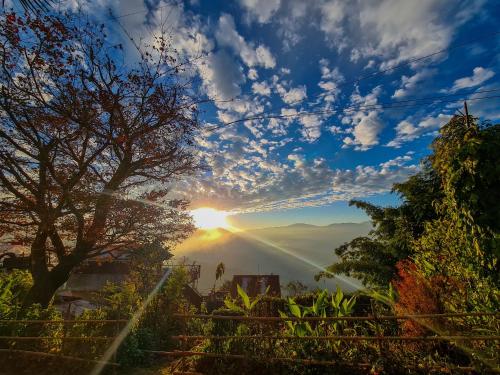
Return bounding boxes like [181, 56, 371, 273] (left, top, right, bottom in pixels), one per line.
[286, 29, 500, 107]
[205, 89, 500, 132]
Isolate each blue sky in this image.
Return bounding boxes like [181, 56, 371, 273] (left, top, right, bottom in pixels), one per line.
[11, 0, 499, 228]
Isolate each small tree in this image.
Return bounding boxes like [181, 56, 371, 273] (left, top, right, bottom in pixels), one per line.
[213, 261, 225, 292]
[0, 13, 201, 306]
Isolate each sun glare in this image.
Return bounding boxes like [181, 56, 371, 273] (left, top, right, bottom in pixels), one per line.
[191, 207, 230, 230]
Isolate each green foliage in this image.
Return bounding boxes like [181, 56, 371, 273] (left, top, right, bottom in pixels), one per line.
[223, 284, 269, 316]
[279, 289, 356, 338]
[283, 280, 309, 296]
[0, 270, 32, 319]
[317, 165, 442, 287]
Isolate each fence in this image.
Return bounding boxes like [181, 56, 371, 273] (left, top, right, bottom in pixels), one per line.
[153, 311, 500, 373]
[0, 319, 127, 369]
[0, 313, 498, 373]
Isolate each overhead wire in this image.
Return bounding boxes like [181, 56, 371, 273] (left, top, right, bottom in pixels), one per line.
[205, 89, 500, 132]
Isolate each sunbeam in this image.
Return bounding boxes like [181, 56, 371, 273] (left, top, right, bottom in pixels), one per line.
[90, 267, 173, 375]
[225, 224, 363, 291]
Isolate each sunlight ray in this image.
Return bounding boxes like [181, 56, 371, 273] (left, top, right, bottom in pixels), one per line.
[90, 268, 173, 375]
[225, 225, 363, 291]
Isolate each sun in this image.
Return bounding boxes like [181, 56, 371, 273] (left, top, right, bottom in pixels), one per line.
[191, 207, 230, 230]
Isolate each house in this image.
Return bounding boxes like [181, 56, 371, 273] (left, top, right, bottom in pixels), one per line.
[56, 259, 203, 316]
[230, 274, 281, 298]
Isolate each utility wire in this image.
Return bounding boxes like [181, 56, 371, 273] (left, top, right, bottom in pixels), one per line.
[285, 29, 500, 106]
[205, 89, 500, 131]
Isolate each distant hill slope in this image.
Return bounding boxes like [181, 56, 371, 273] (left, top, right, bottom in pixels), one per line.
[173, 222, 371, 294]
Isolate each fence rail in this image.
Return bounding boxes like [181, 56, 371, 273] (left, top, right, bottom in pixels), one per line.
[172, 334, 500, 341]
[0, 349, 119, 366]
[170, 311, 500, 372]
[173, 311, 500, 321]
[0, 319, 128, 324]
[0, 336, 115, 341]
[145, 350, 483, 373]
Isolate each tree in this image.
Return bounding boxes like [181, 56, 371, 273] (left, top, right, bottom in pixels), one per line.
[213, 262, 225, 292]
[0, 13, 202, 306]
[316, 166, 442, 287]
[411, 115, 500, 311]
[2, 0, 51, 13]
[283, 280, 308, 296]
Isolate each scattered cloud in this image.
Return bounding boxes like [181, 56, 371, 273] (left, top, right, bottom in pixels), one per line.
[198, 50, 245, 100]
[238, 0, 281, 23]
[341, 86, 384, 150]
[179, 151, 417, 213]
[392, 69, 436, 98]
[449, 66, 495, 92]
[277, 84, 307, 104]
[252, 81, 272, 96]
[387, 114, 452, 147]
[215, 14, 276, 69]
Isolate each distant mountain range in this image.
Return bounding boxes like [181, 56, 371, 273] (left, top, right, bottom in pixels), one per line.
[173, 222, 372, 294]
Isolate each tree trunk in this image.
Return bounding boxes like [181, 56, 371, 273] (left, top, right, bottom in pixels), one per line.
[24, 258, 77, 308]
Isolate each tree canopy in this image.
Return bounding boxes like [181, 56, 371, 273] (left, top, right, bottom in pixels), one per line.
[0, 13, 202, 306]
[318, 113, 500, 313]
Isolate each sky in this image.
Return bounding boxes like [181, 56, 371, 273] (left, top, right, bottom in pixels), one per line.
[9, 0, 500, 229]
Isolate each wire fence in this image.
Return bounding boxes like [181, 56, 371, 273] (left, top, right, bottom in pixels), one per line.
[163, 311, 500, 373]
[0, 319, 127, 369]
[0, 313, 498, 372]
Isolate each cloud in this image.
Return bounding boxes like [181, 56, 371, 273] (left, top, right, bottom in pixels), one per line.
[277, 84, 307, 104]
[215, 13, 276, 69]
[449, 67, 495, 92]
[198, 50, 245, 100]
[392, 69, 436, 98]
[299, 114, 322, 142]
[318, 59, 344, 101]
[177, 150, 417, 213]
[239, 0, 281, 23]
[252, 81, 272, 96]
[357, 0, 484, 68]
[343, 111, 384, 151]
[387, 113, 452, 147]
[319, 0, 347, 49]
[247, 68, 259, 80]
[341, 86, 384, 150]
[275, 0, 484, 67]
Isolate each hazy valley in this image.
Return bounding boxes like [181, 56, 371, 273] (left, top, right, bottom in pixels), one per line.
[174, 222, 372, 293]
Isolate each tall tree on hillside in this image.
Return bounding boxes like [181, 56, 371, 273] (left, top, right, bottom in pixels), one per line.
[316, 164, 443, 287]
[0, 13, 201, 306]
[411, 115, 500, 307]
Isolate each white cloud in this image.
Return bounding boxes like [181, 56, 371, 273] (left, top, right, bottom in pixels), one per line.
[449, 67, 495, 92]
[177, 150, 417, 213]
[299, 114, 322, 142]
[318, 59, 344, 99]
[357, 0, 480, 68]
[247, 68, 259, 80]
[215, 14, 276, 69]
[252, 81, 271, 96]
[319, 0, 347, 49]
[345, 111, 384, 151]
[198, 51, 245, 100]
[387, 113, 452, 147]
[392, 69, 436, 98]
[239, 0, 281, 23]
[341, 86, 384, 150]
[277, 84, 307, 104]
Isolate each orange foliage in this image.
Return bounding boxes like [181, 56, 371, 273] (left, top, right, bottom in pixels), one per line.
[393, 260, 460, 336]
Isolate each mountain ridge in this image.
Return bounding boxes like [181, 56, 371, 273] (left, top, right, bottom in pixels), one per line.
[175, 221, 371, 294]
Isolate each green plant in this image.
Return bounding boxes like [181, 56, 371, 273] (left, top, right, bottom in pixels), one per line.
[223, 284, 269, 316]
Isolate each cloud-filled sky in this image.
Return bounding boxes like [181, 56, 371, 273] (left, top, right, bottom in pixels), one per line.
[11, 0, 500, 228]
